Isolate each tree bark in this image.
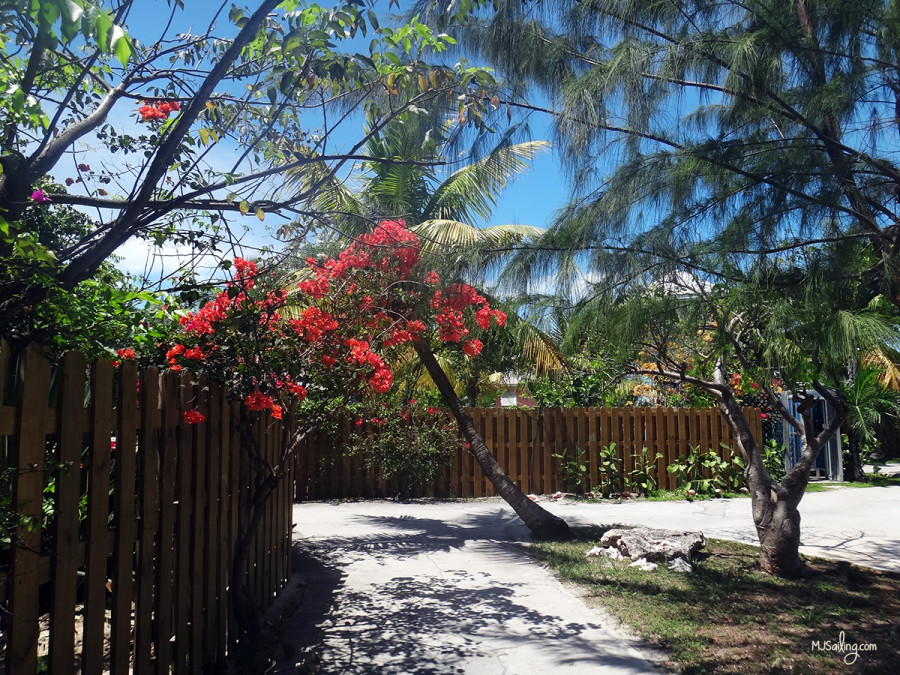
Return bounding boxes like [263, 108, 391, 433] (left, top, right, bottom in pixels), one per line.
[845, 428, 868, 482]
[414, 341, 571, 540]
[718, 392, 808, 577]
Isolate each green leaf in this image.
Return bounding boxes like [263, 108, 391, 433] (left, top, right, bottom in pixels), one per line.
[78, 3, 98, 40]
[255, 207, 265, 221]
[279, 70, 295, 93]
[112, 27, 131, 67]
[60, 0, 84, 23]
[239, 200, 250, 215]
[94, 12, 112, 52]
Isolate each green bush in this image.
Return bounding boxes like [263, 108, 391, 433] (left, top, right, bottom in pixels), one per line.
[666, 445, 745, 495]
[626, 446, 664, 495]
[552, 446, 588, 493]
[346, 401, 461, 499]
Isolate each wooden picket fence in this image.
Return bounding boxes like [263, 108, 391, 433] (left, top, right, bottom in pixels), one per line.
[0, 343, 294, 674]
[294, 406, 762, 499]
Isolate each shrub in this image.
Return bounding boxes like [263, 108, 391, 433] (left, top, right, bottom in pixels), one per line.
[347, 401, 461, 499]
[666, 445, 745, 495]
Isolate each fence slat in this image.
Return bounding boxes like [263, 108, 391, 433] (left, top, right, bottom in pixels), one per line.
[49, 351, 86, 675]
[156, 372, 179, 675]
[471, 409, 485, 497]
[175, 371, 194, 674]
[216, 388, 231, 661]
[111, 361, 140, 674]
[135, 368, 161, 675]
[190, 376, 208, 671]
[83, 357, 114, 675]
[228, 401, 242, 649]
[7, 347, 51, 675]
[205, 384, 221, 661]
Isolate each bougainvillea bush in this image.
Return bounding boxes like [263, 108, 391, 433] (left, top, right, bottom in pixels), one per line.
[156, 219, 508, 639]
[163, 219, 506, 425]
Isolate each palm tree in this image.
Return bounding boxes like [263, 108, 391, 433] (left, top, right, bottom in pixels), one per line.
[283, 109, 572, 538]
[287, 108, 567, 389]
[289, 109, 546, 273]
[841, 365, 900, 481]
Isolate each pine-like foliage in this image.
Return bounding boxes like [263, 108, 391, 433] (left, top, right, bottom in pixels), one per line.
[427, 0, 900, 308]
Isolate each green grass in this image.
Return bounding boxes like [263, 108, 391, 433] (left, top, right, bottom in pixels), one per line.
[532, 527, 900, 673]
[643, 489, 749, 502]
[806, 475, 900, 491]
[834, 474, 900, 488]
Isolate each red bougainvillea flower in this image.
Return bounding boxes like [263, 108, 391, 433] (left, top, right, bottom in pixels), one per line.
[232, 257, 258, 288]
[183, 409, 206, 424]
[138, 100, 180, 121]
[288, 383, 307, 400]
[462, 339, 483, 357]
[116, 348, 136, 360]
[245, 391, 274, 411]
[424, 271, 440, 285]
[271, 405, 283, 420]
[166, 344, 185, 360]
[183, 346, 204, 360]
[369, 368, 394, 394]
[30, 189, 51, 204]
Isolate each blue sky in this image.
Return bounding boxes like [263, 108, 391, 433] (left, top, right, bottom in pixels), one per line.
[95, 0, 569, 281]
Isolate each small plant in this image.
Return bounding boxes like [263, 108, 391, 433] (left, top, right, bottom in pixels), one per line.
[761, 439, 787, 482]
[595, 443, 625, 497]
[626, 446, 664, 495]
[666, 445, 743, 495]
[552, 446, 588, 494]
[718, 443, 746, 490]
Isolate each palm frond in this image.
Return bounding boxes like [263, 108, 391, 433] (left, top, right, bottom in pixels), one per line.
[423, 140, 550, 223]
[862, 347, 900, 391]
[413, 219, 544, 250]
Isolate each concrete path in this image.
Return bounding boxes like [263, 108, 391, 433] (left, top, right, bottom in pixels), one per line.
[281, 501, 666, 674]
[278, 486, 900, 673]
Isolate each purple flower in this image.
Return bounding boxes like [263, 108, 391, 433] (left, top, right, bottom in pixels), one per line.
[30, 189, 51, 204]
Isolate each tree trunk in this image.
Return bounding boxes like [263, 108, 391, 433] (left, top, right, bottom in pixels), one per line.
[414, 341, 571, 540]
[718, 394, 808, 577]
[751, 477, 807, 578]
[845, 428, 868, 482]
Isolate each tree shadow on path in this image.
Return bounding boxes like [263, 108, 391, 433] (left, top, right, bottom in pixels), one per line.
[270, 509, 661, 674]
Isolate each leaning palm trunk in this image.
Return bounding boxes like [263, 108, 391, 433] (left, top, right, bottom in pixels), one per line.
[414, 341, 571, 539]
